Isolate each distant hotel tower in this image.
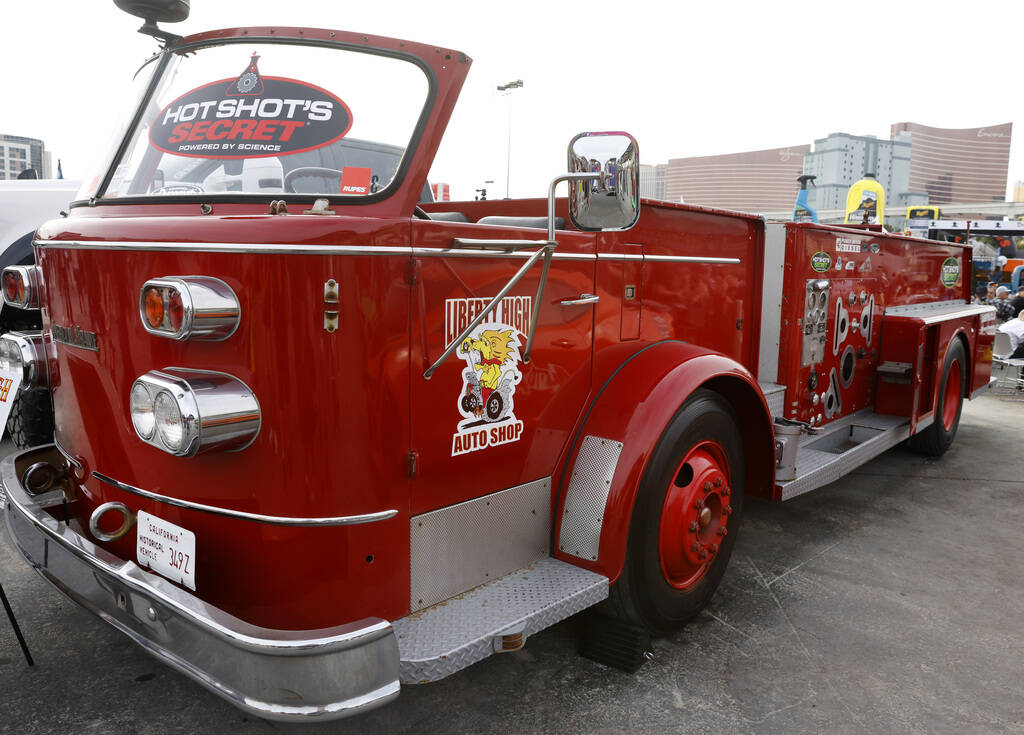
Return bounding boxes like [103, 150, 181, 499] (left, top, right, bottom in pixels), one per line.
[663, 145, 810, 212]
[890, 122, 1011, 204]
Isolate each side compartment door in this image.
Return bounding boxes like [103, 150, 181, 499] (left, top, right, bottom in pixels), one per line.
[408, 221, 596, 515]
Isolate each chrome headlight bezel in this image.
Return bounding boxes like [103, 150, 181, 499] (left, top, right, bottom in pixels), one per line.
[129, 368, 260, 456]
[0, 331, 48, 390]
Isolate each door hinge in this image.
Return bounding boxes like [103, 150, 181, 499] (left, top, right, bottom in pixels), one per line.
[407, 450, 419, 478]
[407, 258, 420, 285]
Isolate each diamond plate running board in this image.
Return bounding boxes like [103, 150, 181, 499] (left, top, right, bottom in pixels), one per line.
[394, 557, 608, 684]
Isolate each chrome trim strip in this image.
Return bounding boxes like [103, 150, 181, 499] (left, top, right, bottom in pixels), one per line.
[36, 239, 413, 257]
[36, 239, 735, 265]
[413, 247, 594, 261]
[642, 254, 742, 264]
[92, 471, 398, 527]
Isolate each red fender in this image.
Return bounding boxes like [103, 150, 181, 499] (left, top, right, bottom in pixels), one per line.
[552, 340, 775, 584]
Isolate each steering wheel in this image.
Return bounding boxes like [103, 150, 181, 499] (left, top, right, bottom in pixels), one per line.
[150, 182, 205, 195]
[284, 166, 344, 193]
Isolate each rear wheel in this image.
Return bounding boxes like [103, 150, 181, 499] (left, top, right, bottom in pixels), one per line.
[486, 392, 503, 420]
[908, 339, 966, 457]
[604, 389, 744, 634]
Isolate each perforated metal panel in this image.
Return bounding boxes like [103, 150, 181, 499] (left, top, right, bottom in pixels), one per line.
[395, 557, 608, 683]
[759, 382, 787, 418]
[559, 435, 623, 561]
[410, 477, 550, 612]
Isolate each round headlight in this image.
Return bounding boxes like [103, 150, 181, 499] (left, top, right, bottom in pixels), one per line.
[154, 390, 184, 450]
[129, 382, 155, 439]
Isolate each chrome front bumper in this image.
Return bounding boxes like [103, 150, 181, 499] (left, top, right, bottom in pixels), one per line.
[0, 446, 401, 722]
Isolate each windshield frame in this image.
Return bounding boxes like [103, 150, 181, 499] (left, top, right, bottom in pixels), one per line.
[79, 33, 438, 209]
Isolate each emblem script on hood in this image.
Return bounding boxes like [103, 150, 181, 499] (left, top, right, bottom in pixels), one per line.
[52, 324, 99, 352]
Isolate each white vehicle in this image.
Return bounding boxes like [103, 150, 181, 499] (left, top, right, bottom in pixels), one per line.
[0, 178, 80, 446]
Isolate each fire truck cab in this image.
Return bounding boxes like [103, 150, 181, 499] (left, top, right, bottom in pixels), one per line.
[0, 8, 996, 723]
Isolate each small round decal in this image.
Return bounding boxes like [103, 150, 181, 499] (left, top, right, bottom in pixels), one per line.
[811, 251, 832, 273]
[940, 256, 960, 288]
[149, 54, 352, 160]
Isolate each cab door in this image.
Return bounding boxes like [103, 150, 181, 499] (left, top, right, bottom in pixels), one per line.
[408, 220, 596, 515]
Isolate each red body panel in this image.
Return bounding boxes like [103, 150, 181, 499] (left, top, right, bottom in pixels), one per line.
[776, 223, 974, 428]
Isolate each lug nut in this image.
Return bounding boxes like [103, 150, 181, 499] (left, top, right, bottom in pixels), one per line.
[724, 505, 732, 515]
[717, 527, 725, 536]
[703, 481, 712, 493]
[713, 477, 722, 488]
[722, 487, 730, 496]
[699, 549, 707, 560]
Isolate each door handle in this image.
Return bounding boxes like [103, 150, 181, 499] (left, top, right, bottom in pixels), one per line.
[559, 293, 600, 306]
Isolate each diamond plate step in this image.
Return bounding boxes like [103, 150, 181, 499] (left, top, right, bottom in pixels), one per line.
[394, 557, 608, 684]
[777, 409, 910, 501]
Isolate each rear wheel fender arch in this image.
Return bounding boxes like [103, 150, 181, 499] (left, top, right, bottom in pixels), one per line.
[552, 341, 774, 584]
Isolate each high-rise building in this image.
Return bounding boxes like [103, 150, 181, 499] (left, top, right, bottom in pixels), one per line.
[663, 145, 809, 212]
[801, 132, 915, 211]
[0, 134, 51, 180]
[890, 122, 1011, 204]
[639, 163, 668, 201]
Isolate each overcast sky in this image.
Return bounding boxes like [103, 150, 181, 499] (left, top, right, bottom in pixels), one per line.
[3, 1, 1021, 202]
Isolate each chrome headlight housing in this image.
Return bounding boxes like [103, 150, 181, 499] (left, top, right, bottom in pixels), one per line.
[0, 331, 47, 390]
[129, 369, 260, 456]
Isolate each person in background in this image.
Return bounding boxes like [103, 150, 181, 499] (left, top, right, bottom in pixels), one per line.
[974, 284, 990, 304]
[997, 311, 1024, 359]
[994, 286, 1016, 322]
[987, 282, 998, 302]
[1010, 286, 1024, 319]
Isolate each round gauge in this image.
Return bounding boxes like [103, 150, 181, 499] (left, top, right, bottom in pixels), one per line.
[818, 292, 827, 308]
[818, 309, 827, 322]
[807, 293, 816, 309]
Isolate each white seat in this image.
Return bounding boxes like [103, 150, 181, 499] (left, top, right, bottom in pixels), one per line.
[994, 331, 1012, 359]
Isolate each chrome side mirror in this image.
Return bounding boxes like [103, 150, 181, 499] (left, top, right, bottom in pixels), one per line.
[567, 132, 640, 232]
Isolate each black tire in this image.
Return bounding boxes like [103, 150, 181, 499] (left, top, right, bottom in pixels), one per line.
[603, 389, 744, 635]
[461, 395, 476, 413]
[907, 339, 967, 457]
[486, 393, 503, 420]
[6, 388, 54, 449]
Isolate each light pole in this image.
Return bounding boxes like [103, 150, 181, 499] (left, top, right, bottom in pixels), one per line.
[497, 79, 523, 199]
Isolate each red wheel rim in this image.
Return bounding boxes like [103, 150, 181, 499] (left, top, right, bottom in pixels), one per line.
[658, 440, 733, 590]
[942, 358, 962, 431]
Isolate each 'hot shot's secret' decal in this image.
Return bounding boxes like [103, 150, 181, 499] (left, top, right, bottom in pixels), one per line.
[446, 296, 532, 457]
[149, 54, 352, 159]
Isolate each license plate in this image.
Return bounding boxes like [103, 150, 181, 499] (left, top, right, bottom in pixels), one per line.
[0, 367, 22, 431]
[136, 510, 196, 590]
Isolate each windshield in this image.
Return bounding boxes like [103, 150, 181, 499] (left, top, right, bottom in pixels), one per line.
[100, 40, 430, 201]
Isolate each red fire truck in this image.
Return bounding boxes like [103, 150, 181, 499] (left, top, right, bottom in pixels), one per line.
[0, 3, 996, 723]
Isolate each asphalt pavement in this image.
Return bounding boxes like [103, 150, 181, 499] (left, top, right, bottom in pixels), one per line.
[0, 390, 1022, 734]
